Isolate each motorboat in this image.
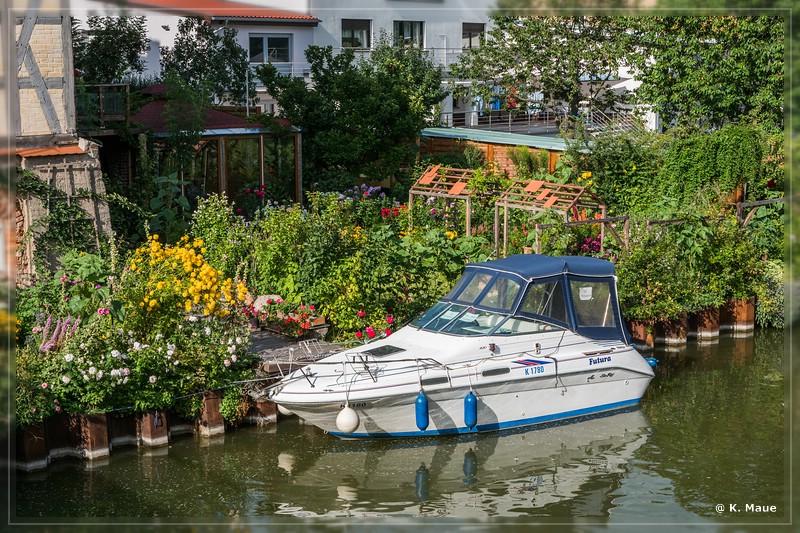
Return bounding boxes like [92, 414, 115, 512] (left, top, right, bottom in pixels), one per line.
[268, 254, 655, 438]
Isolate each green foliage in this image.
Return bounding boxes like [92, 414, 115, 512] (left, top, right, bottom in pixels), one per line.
[626, 16, 784, 130]
[508, 146, 550, 181]
[190, 193, 251, 279]
[159, 17, 256, 107]
[219, 386, 250, 427]
[616, 228, 690, 321]
[72, 16, 149, 83]
[564, 129, 667, 216]
[451, 16, 632, 118]
[146, 173, 191, 244]
[256, 38, 447, 189]
[754, 259, 785, 329]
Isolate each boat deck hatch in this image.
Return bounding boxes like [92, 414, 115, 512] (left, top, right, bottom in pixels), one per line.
[360, 345, 405, 357]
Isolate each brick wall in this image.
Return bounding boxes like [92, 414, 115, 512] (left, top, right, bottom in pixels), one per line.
[16, 15, 71, 136]
[419, 137, 561, 178]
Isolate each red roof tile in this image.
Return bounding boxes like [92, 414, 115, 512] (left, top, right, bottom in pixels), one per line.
[133, 99, 290, 133]
[122, 0, 318, 21]
[17, 145, 86, 157]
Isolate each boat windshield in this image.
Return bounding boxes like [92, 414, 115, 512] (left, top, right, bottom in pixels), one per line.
[411, 270, 524, 335]
[411, 303, 508, 336]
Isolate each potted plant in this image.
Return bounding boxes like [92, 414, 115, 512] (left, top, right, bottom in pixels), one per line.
[616, 224, 692, 346]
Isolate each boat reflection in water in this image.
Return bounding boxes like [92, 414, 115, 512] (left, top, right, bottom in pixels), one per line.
[276, 408, 650, 517]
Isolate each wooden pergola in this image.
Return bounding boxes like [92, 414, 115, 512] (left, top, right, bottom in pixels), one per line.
[408, 165, 479, 235]
[494, 179, 607, 256]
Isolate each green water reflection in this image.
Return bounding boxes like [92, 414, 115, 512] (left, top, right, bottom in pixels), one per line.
[13, 329, 788, 526]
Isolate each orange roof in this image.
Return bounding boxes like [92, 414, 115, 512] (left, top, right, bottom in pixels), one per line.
[122, 0, 319, 21]
[16, 145, 86, 157]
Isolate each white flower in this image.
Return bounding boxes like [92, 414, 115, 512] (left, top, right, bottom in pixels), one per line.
[173, 360, 179, 366]
[122, 367, 130, 376]
[149, 375, 157, 384]
[167, 343, 176, 351]
[167, 349, 174, 357]
[133, 342, 142, 351]
[155, 333, 163, 341]
[188, 316, 198, 322]
[231, 355, 238, 363]
[88, 366, 97, 375]
[123, 377, 128, 384]
[204, 327, 211, 336]
[111, 350, 121, 359]
[110, 369, 120, 377]
[61, 375, 70, 384]
[97, 370, 104, 380]
[83, 373, 89, 380]
[235, 337, 242, 345]
[227, 345, 236, 354]
[64, 354, 74, 363]
[223, 359, 231, 367]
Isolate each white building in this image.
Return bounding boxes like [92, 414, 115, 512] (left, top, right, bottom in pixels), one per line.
[70, 0, 497, 118]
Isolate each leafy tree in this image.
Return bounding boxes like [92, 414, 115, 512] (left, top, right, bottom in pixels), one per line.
[256, 38, 447, 189]
[449, 16, 633, 119]
[624, 16, 785, 130]
[72, 16, 149, 83]
[159, 17, 256, 107]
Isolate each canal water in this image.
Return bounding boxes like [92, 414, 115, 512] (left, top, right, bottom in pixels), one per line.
[12, 329, 790, 530]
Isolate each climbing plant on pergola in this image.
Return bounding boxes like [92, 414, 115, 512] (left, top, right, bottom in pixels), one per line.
[494, 179, 607, 256]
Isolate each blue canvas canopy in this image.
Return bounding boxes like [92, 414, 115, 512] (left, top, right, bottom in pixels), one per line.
[466, 254, 616, 281]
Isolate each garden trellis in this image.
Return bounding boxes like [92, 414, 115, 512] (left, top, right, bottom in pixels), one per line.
[494, 179, 607, 256]
[408, 165, 480, 236]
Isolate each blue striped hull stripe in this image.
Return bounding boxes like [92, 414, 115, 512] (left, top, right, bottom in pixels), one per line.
[330, 398, 641, 439]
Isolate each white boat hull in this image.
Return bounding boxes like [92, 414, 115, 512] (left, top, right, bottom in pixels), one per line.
[271, 330, 654, 438]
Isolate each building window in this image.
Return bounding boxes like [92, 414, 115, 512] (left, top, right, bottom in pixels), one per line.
[342, 19, 371, 49]
[393, 21, 424, 47]
[249, 34, 291, 63]
[462, 23, 484, 50]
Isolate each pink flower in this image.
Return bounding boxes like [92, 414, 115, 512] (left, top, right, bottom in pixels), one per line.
[41, 382, 48, 389]
[244, 188, 251, 194]
[55, 406, 61, 412]
[95, 284, 102, 289]
[366, 326, 375, 339]
[355, 331, 363, 340]
[59, 276, 68, 283]
[386, 316, 394, 325]
[385, 329, 392, 336]
[309, 305, 315, 311]
[224, 359, 231, 367]
[430, 209, 436, 215]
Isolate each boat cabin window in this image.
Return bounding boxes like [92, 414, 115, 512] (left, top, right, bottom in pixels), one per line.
[519, 279, 568, 325]
[569, 279, 618, 328]
[493, 317, 563, 336]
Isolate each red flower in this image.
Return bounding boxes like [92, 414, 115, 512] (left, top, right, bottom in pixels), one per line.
[386, 316, 394, 324]
[244, 189, 250, 194]
[366, 326, 375, 339]
[357, 309, 366, 318]
[355, 331, 363, 339]
[384, 329, 392, 336]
